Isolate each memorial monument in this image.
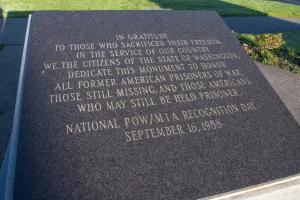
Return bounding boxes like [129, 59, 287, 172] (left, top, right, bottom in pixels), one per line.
[1, 11, 299, 200]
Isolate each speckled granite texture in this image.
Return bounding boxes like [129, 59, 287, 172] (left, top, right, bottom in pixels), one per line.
[14, 11, 300, 200]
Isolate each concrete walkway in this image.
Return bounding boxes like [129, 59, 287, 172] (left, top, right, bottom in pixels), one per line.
[255, 62, 300, 124]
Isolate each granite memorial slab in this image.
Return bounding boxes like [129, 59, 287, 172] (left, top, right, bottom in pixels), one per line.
[4, 11, 300, 199]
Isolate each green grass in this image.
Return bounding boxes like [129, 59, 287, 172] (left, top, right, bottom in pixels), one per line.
[238, 34, 257, 47]
[0, 0, 159, 17]
[1, 0, 300, 18]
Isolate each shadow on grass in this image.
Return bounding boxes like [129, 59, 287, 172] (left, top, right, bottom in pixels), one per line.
[275, 0, 300, 6]
[223, 16, 300, 34]
[150, 0, 266, 16]
[150, 0, 300, 34]
[6, 11, 32, 18]
[283, 32, 300, 53]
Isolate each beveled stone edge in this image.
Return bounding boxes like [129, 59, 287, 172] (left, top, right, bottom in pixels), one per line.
[201, 173, 300, 200]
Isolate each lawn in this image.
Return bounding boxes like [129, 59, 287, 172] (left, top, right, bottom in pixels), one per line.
[1, 0, 300, 18]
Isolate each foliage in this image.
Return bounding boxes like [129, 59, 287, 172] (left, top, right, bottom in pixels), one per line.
[238, 33, 300, 74]
[255, 33, 284, 50]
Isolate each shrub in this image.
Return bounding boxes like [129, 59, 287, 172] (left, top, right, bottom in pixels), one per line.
[255, 33, 284, 50]
[260, 49, 280, 66]
[239, 33, 300, 74]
